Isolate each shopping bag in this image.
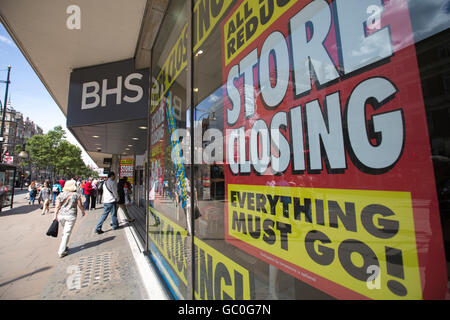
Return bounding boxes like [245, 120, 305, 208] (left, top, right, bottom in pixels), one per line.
[46, 219, 59, 237]
[194, 206, 201, 219]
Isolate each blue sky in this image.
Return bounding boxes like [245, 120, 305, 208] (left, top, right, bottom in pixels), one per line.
[0, 22, 96, 168]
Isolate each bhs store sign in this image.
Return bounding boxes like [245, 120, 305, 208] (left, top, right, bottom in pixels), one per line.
[67, 59, 149, 127]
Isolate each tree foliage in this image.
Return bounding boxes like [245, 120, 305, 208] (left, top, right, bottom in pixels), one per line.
[24, 126, 97, 179]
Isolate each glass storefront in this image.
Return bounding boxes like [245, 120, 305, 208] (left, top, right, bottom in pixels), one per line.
[0, 165, 16, 210]
[148, 0, 450, 300]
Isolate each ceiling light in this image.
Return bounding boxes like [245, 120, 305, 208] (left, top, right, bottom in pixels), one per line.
[193, 88, 199, 92]
[92, 135, 100, 138]
[139, 126, 147, 130]
[195, 49, 204, 56]
[132, 137, 139, 140]
[128, 145, 133, 147]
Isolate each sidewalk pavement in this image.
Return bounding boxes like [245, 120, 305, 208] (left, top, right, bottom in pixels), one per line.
[0, 189, 148, 300]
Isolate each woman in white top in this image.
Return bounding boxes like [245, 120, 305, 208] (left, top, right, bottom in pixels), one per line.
[39, 181, 52, 215]
[54, 180, 86, 258]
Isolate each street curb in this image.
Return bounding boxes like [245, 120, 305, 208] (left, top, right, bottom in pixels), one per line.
[117, 208, 170, 300]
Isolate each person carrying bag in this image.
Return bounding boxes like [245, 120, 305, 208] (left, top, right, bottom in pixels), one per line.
[53, 180, 86, 258]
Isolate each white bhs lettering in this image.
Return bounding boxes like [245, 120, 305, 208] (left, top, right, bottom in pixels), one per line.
[81, 73, 143, 110]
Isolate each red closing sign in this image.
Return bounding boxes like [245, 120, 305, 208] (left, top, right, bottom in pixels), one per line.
[222, 0, 447, 299]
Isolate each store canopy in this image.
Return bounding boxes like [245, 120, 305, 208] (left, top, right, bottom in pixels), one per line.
[0, 0, 168, 167]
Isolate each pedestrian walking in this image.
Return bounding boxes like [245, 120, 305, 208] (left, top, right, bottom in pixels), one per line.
[54, 180, 86, 258]
[117, 177, 135, 223]
[37, 182, 42, 206]
[148, 178, 160, 227]
[97, 178, 104, 204]
[59, 178, 65, 190]
[90, 179, 97, 210]
[95, 172, 119, 234]
[52, 181, 62, 206]
[83, 179, 93, 210]
[28, 181, 37, 205]
[124, 179, 133, 205]
[39, 181, 52, 215]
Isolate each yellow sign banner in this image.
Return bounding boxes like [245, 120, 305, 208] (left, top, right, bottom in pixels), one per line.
[227, 184, 422, 299]
[193, 237, 253, 300]
[151, 0, 234, 113]
[149, 207, 253, 299]
[120, 158, 134, 166]
[223, 0, 297, 66]
[149, 208, 189, 285]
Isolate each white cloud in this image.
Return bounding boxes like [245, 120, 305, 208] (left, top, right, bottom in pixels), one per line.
[0, 35, 14, 46]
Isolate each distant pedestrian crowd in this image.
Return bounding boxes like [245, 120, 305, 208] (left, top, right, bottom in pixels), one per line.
[34, 173, 135, 258]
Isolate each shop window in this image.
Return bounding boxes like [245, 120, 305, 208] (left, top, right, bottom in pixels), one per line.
[148, 0, 192, 300]
[148, 0, 450, 300]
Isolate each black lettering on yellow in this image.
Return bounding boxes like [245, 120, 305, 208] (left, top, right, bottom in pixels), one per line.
[198, 0, 211, 41]
[237, 191, 246, 208]
[199, 248, 214, 300]
[276, 222, 292, 251]
[234, 270, 244, 300]
[361, 204, 399, 239]
[232, 210, 247, 234]
[175, 231, 184, 272]
[385, 247, 407, 296]
[227, 38, 236, 59]
[247, 192, 255, 211]
[245, 16, 259, 41]
[183, 236, 189, 280]
[236, 27, 245, 50]
[315, 199, 325, 225]
[262, 219, 276, 245]
[227, 19, 236, 38]
[305, 230, 335, 266]
[280, 196, 291, 218]
[230, 191, 238, 207]
[255, 193, 267, 213]
[176, 39, 183, 71]
[235, 10, 245, 29]
[168, 53, 176, 83]
[244, 2, 253, 19]
[276, 0, 291, 6]
[266, 195, 279, 215]
[159, 219, 165, 250]
[193, 242, 199, 296]
[193, 5, 199, 45]
[247, 214, 261, 239]
[214, 262, 232, 300]
[166, 225, 173, 261]
[260, 0, 275, 25]
[328, 201, 357, 232]
[211, 0, 224, 18]
[338, 239, 379, 282]
[183, 26, 188, 62]
[293, 197, 312, 222]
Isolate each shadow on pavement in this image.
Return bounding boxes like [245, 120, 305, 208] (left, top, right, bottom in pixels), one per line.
[0, 204, 42, 217]
[0, 266, 53, 287]
[68, 236, 116, 255]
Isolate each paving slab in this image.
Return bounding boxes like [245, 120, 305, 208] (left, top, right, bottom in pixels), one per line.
[0, 189, 148, 300]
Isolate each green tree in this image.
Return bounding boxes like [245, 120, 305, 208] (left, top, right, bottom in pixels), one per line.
[24, 126, 96, 180]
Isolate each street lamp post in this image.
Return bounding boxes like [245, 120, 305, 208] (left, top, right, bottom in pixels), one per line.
[18, 150, 28, 190]
[0, 66, 12, 163]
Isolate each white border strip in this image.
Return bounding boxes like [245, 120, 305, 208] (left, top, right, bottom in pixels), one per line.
[118, 209, 170, 300]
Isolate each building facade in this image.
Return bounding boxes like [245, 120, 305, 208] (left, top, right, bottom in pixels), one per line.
[1, 0, 449, 300]
[0, 104, 43, 165]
